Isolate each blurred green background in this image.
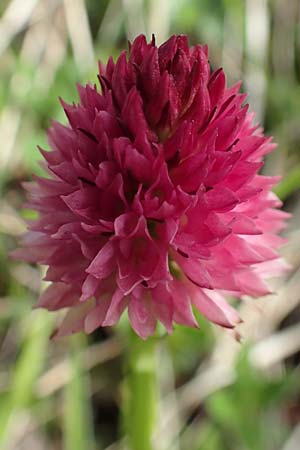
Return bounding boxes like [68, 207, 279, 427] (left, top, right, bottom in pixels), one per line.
[1, 0, 300, 449]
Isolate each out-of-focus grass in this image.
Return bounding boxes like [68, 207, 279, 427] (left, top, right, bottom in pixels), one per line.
[0, 310, 52, 447]
[1, 1, 300, 450]
[274, 167, 300, 201]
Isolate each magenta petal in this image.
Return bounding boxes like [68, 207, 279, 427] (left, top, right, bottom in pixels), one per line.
[122, 87, 149, 139]
[53, 300, 94, 339]
[193, 288, 241, 328]
[158, 35, 177, 71]
[177, 255, 213, 289]
[87, 241, 115, 279]
[124, 146, 151, 182]
[84, 298, 111, 333]
[236, 270, 271, 297]
[62, 188, 98, 219]
[117, 271, 141, 295]
[253, 258, 291, 278]
[102, 289, 127, 326]
[114, 213, 141, 238]
[205, 187, 239, 212]
[169, 280, 198, 328]
[230, 214, 262, 235]
[80, 275, 99, 301]
[95, 161, 118, 189]
[128, 293, 156, 339]
[151, 284, 173, 333]
[208, 68, 226, 107]
[38, 283, 77, 310]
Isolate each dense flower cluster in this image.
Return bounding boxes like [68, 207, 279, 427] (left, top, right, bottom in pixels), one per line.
[14, 35, 289, 339]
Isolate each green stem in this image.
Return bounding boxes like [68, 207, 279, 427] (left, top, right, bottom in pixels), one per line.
[125, 331, 158, 450]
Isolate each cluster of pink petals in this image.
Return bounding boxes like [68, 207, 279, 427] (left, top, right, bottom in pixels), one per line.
[14, 34, 289, 339]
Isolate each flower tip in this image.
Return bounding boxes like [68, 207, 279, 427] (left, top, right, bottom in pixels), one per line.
[230, 329, 244, 343]
[134, 330, 149, 341]
[49, 328, 59, 340]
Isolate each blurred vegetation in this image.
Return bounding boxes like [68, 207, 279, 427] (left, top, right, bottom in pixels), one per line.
[0, 1, 300, 449]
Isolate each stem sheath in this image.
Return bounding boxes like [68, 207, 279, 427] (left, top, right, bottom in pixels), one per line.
[125, 331, 157, 450]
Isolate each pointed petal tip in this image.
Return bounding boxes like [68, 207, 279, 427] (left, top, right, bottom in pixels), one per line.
[50, 328, 59, 340]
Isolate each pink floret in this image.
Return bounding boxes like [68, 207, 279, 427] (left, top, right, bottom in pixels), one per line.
[13, 35, 290, 339]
